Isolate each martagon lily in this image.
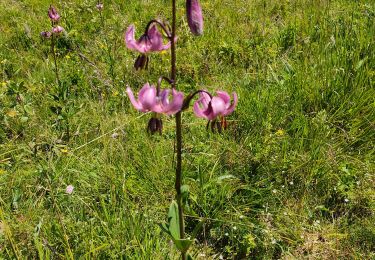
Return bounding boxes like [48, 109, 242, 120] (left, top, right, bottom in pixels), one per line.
[48, 6, 60, 22]
[193, 90, 238, 132]
[126, 83, 184, 134]
[125, 24, 173, 70]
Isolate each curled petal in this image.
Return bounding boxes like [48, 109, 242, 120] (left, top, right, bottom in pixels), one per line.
[163, 89, 184, 115]
[126, 87, 144, 111]
[125, 25, 141, 52]
[222, 92, 238, 116]
[216, 91, 231, 106]
[147, 25, 164, 52]
[194, 98, 209, 119]
[125, 25, 151, 53]
[199, 92, 211, 109]
[193, 91, 213, 119]
[138, 84, 157, 111]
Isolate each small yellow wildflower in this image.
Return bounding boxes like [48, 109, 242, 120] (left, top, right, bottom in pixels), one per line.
[276, 129, 285, 136]
[60, 148, 69, 154]
[112, 90, 119, 97]
[1, 82, 7, 87]
[6, 110, 17, 117]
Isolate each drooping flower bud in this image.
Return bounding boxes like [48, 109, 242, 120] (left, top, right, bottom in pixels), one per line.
[48, 6, 60, 22]
[186, 0, 203, 36]
[147, 117, 163, 135]
[134, 54, 149, 70]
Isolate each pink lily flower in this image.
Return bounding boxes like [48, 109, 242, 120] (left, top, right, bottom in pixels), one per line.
[194, 90, 237, 132]
[48, 6, 60, 22]
[126, 83, 184, 134]
[186, 0, 204, 36]
[52, 26, 64, 35]
[125, 24, 171, 54]
[126, 83, 184, 115]
[159, 89, 185, 115]
[41, 31, 52, 39]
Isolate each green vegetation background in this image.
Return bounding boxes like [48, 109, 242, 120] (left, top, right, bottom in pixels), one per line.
[0, 0, 374, 258]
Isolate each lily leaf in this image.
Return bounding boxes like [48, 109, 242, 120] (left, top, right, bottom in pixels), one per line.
[172, 238, 193, 253]
[168, 200, 180, 240]
[157, 222, 171, 236]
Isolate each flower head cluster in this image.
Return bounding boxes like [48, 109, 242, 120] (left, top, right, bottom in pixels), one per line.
[126, 84, 237, 134]
[41, 6, 65, 39]
[124, 1, 237, 134]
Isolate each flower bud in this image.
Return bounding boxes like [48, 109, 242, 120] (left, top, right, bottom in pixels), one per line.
[147, 117, 163, 135]
[186, 0, 203, 36]
[134, 54, 149, 70]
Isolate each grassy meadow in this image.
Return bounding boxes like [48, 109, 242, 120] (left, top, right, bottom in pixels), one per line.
[0, 0, 374, 258]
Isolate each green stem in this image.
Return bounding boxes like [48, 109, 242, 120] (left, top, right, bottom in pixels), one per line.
[171, 0, 186, 259]
[51, 34, 60, 87]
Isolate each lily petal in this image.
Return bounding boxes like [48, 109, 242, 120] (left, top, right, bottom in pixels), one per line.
[148, 25, 164, 52]
[222, 92, 238, 116]
[139, 86, 157, 111]
[126, 87, 144, 111]
[164, 89, 184, 115]
[216, 91, 231, 106]
[193, 101, 208, 119]
[125, 25, 139, 51]
[210, 96, 226, 117]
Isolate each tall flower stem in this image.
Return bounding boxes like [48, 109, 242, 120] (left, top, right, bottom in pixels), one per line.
[171, 0, 186, 259]
[51, 34, 60, 87]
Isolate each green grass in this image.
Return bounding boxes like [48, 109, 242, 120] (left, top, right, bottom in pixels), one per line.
[1, 0, 374, 258]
